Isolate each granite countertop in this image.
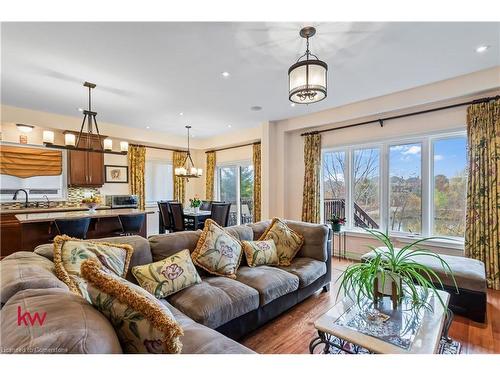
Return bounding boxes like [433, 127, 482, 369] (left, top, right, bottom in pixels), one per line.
[1, 205, 112, 215]
[15, 208, 154, 223]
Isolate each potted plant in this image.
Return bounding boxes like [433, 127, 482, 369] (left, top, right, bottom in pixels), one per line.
[189, 196, 201, 213]
[82, 195, 100, 213]
[338, 229, 457, 311]
[329, 214, 346, 232]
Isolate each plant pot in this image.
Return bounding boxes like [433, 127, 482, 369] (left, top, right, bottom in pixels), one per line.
[331, 223, 342, 232]
[85, 203, 98, 213]
[375, 271, 401, 296]
[193, 207, 200, 213]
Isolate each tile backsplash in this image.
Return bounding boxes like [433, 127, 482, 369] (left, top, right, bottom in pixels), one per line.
[1, 187, 102, 210]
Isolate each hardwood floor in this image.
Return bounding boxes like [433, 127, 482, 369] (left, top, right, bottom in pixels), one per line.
[240, 258, 500, 354]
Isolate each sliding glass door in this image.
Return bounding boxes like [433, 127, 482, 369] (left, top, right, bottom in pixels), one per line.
[217, 162, 254, 226]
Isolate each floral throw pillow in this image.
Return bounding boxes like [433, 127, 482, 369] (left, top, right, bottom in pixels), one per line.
[258, 218, 304, 266]
[242, 240, 279, 267]
[53, 235, 134, 296]
[132, 249, 202, 298]
[81, 259, 183, 354]
[191, 219, 243, 279]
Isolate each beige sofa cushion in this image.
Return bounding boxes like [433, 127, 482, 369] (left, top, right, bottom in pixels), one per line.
[242, 240, 279, 267]
[81, 259, 183, 354]
[161, 300, 254, 354]
[191, 219, 243, 279]
[236, 266, 299, 306]
[279, 257, 327, 287]
[258, 218, 304, 266]
[1, 252, 68, 306]
[168, 276, 259, 329]
[35, 235, 152, 283]
[132, 249, 202, 298]
[0, 288, 122, 354]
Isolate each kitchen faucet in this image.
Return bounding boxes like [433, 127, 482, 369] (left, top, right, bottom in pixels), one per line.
[12, 189, 29, 208]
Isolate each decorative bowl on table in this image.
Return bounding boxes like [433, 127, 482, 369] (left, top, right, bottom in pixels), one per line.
[82, 196, 100, 213]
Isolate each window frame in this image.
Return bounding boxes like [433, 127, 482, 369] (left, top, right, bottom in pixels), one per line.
[321, 129, 467, 242]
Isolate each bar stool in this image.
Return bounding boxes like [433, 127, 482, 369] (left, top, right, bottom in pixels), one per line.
[117, 213, 146, 236]
[54, 217, 91, 239]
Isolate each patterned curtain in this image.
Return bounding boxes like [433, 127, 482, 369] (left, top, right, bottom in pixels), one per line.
[252, 143, 262, 222]
[128, 144, 146, 210]
[301, 133, 321, 223]
[205, 151, 216, 200]
[173, 151, 187, 204]
[465, 99, 500, 290]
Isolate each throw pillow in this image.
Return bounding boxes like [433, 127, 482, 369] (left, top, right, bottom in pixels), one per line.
[80, 259, 183, 354]
[132, 249, 202, 298]
[53, 235, 134, 296]
[242, 240, 279, 267]
[191, 219, 243, 279]
[258, 218, 304, 266]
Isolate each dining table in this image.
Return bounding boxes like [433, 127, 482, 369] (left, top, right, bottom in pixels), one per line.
[183, 209, 211, 230]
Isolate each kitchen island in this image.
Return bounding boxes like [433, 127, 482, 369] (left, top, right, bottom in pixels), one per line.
[7, 208, 153, 254]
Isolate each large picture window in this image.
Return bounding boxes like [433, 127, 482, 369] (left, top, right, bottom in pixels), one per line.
[322, 131, 467, 240]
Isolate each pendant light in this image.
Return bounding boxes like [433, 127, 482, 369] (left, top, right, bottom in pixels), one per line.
[288, 26, 328, 104]
[175, 125, 202, 179]
[43, 82, 127, 155]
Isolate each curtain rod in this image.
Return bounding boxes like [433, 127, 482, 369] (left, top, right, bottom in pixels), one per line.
[301, 95, 500, 137]
[130, 143, 183, 152]
[205, 141, 261, 154]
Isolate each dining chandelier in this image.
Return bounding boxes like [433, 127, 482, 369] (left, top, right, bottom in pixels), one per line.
[288, 26, 328, 104]
[175, 125, 202, 179]
[43, 81, 128, 155]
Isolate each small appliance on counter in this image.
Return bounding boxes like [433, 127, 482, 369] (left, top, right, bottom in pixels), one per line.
[105, 195, 139, 209]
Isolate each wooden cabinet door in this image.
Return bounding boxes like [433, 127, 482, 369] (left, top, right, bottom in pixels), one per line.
[0, 214, 21, 257]
[68, 149, 88, 186]
[88, 136, 104, 186]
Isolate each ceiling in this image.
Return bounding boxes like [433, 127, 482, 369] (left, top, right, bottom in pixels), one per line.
[1, 22, 499, 138]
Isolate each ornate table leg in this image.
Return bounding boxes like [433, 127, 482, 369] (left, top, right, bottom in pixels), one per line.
[442, 308, 454, 343]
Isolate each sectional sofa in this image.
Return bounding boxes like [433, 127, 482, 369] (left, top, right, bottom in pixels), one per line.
[0, 219, 332, 354]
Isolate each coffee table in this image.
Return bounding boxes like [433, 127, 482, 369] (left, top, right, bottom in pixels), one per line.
[310, 289, 453, 354]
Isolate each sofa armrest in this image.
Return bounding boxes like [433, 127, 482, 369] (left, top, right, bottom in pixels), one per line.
[284, 220, 331, 262]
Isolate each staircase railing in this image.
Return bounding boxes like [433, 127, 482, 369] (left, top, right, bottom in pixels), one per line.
[323, 199, 379, 229]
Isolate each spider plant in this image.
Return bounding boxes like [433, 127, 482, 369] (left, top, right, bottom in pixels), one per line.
[338, 229, 458, 311]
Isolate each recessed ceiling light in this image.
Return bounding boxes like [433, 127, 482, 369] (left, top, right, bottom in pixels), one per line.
[291, 103, 296, 107]
[179, 112, 184, 116]
[221, 71, 230, 78]
[227, 125, 232, 128]
[476, 45, 490, 53]
[250, 106, 262, 111]
[77, 107, 84, 112]
[146, 126, 150, 129]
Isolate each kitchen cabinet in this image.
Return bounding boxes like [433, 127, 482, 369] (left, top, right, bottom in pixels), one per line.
[67, 133, 104, 187]
[0, 213, 21, 258]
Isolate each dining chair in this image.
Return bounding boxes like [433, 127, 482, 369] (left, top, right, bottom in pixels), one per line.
[158, 200, 176, 233]
[117, 213, 146, 236]
[210, 203, 231, 227]
[54, 217, 92, 239]
[168, 202, 186, 232]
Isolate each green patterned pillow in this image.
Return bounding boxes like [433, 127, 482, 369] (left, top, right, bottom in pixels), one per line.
[191, 219, 243, 279]
[132, 249, 202, 298]
[259, 218, 304, 266]
[53, 235, 134, 296]
[81, 259, 183, 354]
[242, 240, 279, 267]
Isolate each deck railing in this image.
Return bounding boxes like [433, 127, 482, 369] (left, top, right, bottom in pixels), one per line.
[323, 198, 379, 229]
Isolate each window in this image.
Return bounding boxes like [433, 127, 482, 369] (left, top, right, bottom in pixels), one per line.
[432, 137, 467, 237]
[145, 159, 173, 205]
[216, 162, 254, 226]
[321, 131, 467, 240]
[389, 143, 422, 234]
[353, 148, 380, 229]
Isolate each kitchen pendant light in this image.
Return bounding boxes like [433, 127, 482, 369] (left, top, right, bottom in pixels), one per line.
[43, 82, 126, 155]
[288, 26, 328, 104]
[175, 125, 202, 179]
